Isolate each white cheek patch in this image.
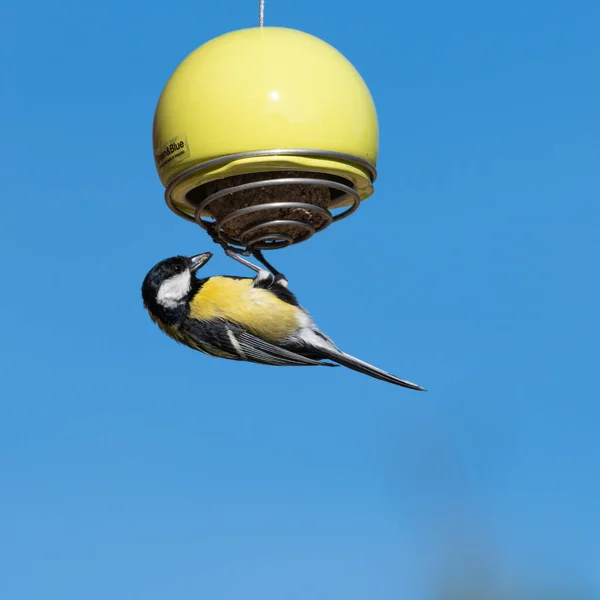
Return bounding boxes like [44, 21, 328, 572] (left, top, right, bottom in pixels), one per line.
[157, 271, 191, 308]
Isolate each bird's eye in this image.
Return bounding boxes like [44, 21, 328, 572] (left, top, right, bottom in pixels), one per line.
[173, 264, 183, 273]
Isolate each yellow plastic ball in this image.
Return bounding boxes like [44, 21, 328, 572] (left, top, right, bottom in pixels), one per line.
[153, 27, 379, 220]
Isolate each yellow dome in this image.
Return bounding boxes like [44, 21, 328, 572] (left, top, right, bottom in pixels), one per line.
[152, 26, 379, 249]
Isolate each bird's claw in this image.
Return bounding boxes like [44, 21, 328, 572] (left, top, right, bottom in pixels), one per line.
[255, 269, 274, 286]
[253, 270, 289, 289]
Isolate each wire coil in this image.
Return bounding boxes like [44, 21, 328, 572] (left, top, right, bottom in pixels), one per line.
[164, 149, 377, 252]
[192, 175, 361, 250]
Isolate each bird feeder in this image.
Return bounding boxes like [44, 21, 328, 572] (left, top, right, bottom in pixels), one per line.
[153, 25, 378, 251]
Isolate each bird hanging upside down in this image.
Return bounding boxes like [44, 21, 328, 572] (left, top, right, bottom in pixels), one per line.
[141, 252, 425, 391]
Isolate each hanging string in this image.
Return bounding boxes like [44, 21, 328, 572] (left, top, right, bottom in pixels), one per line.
[258, 0, 265, 27]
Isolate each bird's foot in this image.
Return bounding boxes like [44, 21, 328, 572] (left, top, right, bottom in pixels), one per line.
[251, 249, 287, 283]
[206, 224, 288, 282]
[254, 270, 288, 289]
[254, 269, 274, 286]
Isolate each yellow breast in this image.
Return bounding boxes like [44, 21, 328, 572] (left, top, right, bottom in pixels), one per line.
[188, 277, 301, 342]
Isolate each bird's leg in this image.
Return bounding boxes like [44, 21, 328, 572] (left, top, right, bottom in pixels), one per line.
[224, 248, 262, 273]
[225, 248, 280, 288]
[204, 222, 287, 285]
[205, 223, 261, 273]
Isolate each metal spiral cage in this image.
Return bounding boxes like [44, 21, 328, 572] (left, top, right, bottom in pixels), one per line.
[164, 150, 377, 251]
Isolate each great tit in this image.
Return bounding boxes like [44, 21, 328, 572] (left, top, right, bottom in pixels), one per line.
[141, 252, 425, 391]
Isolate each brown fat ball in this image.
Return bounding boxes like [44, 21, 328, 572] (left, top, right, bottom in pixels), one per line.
[190, 171, 332, 246]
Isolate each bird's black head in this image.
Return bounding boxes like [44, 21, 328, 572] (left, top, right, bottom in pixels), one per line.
[141, 252, 212, 324]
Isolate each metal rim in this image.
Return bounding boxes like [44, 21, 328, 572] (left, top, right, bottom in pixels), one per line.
[166, 148, 377, 193]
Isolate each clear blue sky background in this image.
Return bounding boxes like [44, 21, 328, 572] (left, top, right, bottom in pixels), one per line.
[1, 1, 599, 598]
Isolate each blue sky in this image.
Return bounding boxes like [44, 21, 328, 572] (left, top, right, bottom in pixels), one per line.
[1, 0, 599, 598]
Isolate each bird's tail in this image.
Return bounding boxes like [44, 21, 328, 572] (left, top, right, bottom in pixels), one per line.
[320, 347, 426, 391]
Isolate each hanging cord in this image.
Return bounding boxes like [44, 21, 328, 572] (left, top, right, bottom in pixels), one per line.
[198, 0, 284, 278]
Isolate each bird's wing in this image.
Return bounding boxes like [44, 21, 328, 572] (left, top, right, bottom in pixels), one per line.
[182, 317, 332, 367]
[282, 327, 426, 390]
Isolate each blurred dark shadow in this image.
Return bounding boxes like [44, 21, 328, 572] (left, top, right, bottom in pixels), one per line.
[379, 415, 594, 600]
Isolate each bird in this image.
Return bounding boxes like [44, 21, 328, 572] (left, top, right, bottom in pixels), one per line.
[141, 252, 426, 391]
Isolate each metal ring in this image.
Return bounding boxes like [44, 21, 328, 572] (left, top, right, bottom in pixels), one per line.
[193, 177, 357, 223]
[216, 202, 332, 231]
[193, 178, 358, 232]
[330, 189, 360, 222]
[245, 229, 297, 250]
[240, 219, 317, 248]
[167, 177, 359, 225]
[249, 234, 295, 250]
[214, 203, 331, 248]
[165, 195, 196, 223]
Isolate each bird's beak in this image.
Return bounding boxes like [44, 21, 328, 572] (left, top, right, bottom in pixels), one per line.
[189, 252, 213, 272]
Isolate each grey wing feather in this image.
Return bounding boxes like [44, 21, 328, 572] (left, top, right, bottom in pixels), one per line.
[182, 317, 332, 367]
[234, 330, 326, 366]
